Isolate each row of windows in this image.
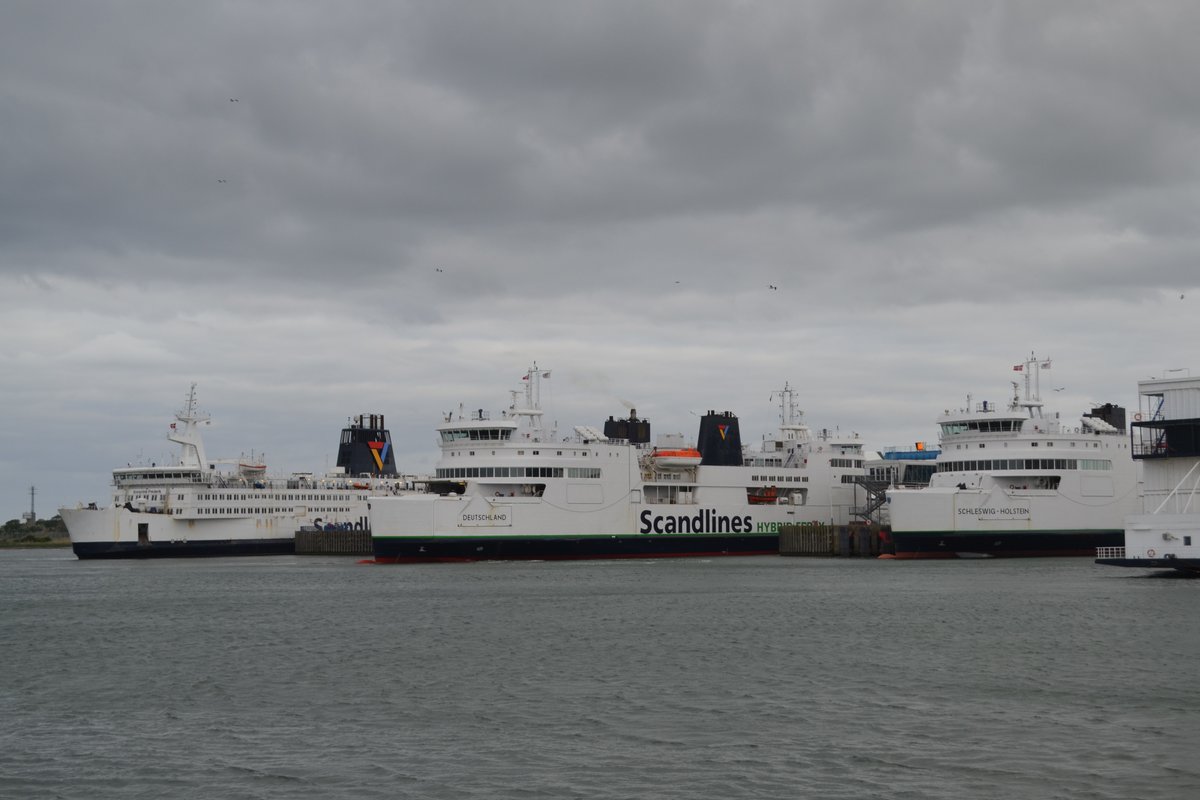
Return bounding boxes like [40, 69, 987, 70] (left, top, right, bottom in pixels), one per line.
[194, 493, 354, 502]
[830, 458, 864, 468]
[121, 472, 202, 481]
[569, 468, 601, 479]
[752, 475, 810, 483]
[437, 466, 566, 479]
[941, 458, 1112, 473]
[440, 428, 514, 442]
[175, 506, 351, 516]
[942, 420, 1022, 435]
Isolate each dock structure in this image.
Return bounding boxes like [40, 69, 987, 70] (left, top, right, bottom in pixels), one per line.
[294, 528, 373, 556]
[778, 522, 887, 558]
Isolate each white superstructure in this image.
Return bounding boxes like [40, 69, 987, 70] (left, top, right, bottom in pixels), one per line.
[370, 369, 865, 562]
[887, 354, 1140, 558]
[1098, 373, 1200, 572]
[60, 385, 413, 558]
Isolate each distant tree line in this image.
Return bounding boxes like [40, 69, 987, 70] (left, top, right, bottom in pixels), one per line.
[1, 516, 68, 542]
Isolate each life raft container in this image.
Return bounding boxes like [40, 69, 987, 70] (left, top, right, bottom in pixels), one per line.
[650, 448, 703, 470]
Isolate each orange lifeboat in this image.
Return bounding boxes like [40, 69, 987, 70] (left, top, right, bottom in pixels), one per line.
[747, 486, 778, 505]
[650, 447, 702, 470]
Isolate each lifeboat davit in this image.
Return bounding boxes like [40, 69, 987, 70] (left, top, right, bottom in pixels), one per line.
[651, 448, 702, 470]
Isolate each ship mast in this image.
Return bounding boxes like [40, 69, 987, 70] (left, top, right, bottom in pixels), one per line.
[1014, 353, 1048, 419]
[168, 383, 211, 470]
[508, 364, 554, 440]
[770, 381, 809, 442]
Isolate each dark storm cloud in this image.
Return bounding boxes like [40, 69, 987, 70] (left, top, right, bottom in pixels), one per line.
[6, 1, 1200, 520]
[5, 1, 1200, 293]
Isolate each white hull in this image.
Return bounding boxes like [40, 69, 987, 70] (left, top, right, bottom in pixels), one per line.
[889, 479, 1140, 534]
[62, 500, 372, 558]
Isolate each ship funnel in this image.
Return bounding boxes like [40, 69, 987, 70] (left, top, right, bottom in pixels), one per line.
[697, 410, 743, 466]
[1085, 403, 1126, 433]
[603, 410, 651, 444]
[336, 412, 398, 476]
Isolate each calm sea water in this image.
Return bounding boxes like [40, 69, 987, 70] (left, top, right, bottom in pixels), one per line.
[1, 549, 1197, 800]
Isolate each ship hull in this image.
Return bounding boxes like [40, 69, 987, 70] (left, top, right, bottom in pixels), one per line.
[890, 529, 1124, 559]
[373, 532, 777, 563]
[72, 538, 295, 559]
[1095, 556, 1200, 573]
[61, 506, 300, 560]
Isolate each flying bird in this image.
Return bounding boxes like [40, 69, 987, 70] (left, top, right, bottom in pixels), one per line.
[229, 98, 239, 102]
[435, 268, 444, 273]
[768, 285, 778, 291]
[217, 179, 227, 183]
[1053, 387, 1065, 392]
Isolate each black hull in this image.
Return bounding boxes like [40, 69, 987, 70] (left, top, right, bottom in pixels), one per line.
[72, 538, 296, 559]
[1096, 557, 1200, 574]
[373, 534, 778, 563]
[890, 529, 1123, 559]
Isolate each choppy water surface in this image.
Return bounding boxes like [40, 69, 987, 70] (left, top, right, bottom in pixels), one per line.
[2, 550, 1197, 799]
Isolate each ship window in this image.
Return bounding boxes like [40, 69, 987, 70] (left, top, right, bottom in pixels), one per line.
[1185, 536, 1192, 546]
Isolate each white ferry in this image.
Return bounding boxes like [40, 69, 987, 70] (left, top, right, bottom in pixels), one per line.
[369, 370, 865, 562]
[60, 385, 413, 558]
[1097, 373, 1200, 573]
[886, 355, 1140, 558]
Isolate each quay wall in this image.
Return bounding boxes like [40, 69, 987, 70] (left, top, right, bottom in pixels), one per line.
[778, 523, 888, 558]
[295, 528, 373, 556]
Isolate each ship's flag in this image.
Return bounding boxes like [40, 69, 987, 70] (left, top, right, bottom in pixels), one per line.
[522, 374, 529, 380]
[170, 423, 176, 429]
[1013, 364, 1024, 371]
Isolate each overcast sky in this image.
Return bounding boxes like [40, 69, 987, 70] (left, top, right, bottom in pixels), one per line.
[3, 1, 1199, 521]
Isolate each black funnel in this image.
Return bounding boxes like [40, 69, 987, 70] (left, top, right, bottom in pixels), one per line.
[336, 413, 398, 476]
[697, 410, 742, 466]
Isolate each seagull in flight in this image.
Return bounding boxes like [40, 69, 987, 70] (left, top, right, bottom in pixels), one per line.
[435, 268, 444, 273]
[768, 284, 778, 291]
[1053, 387, 1066, 392]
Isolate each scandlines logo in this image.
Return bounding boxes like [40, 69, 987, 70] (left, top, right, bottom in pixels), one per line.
[718, 424, 728, 440]
[369, 441, 390, 471]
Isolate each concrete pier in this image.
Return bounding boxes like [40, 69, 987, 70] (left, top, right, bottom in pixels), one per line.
[778, 523, 887, 558]
[294, 528, 373, 556]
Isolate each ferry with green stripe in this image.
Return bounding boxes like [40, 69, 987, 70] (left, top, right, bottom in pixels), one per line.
[370, 365, 864, 562]
[886, 354, 1140, 559]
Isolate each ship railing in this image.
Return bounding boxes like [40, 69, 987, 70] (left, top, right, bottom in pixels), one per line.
[1095, 546, 1126, 559]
